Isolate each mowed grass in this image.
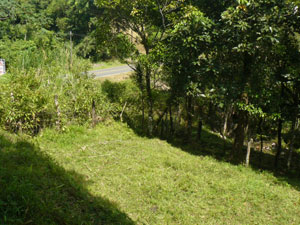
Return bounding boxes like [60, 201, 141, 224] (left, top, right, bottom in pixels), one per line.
[34, 122, 300, 225]
[0, 130, 134, 225]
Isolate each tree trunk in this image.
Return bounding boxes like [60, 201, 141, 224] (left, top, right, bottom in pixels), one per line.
[197, 118, 202, 141]
[186, 96, 193, 139]
[274, 80, 284, 170]
[233, 108, 248, 158]
[233, 52, 251, 159]
[174, 105, 182, 133]
[169, 105, 174, 136]
[257, 118, 263, 168]
[135, 63, 145, 131]
[160, 118, 165, 138]
[165, 113, 169, 138]
[259, 134, 264, 168]
[223, 109, 229, 139]
[141, 94, 145, 130]
[246, 138, 253, 167]
[287, 116, 298, 169]
[223, 104, 233, 138]
[287, 94, 299, 169]
[145, 66, 153, 136]
[274, 118, 283, 170]
[155, 107, 168, 133]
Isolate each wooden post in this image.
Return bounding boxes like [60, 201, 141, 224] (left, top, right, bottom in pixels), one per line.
[55, 95, 61, 129]
[120, 101, 127, 122]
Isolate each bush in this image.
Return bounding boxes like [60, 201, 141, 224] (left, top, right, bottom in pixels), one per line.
[101, 79, 141, 119]
[0, 46, 113, 135]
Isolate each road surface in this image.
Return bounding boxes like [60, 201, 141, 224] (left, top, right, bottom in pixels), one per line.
[88, 65, 134, 78]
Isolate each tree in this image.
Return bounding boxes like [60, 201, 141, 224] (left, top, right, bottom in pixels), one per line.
[95, 0, 187, 135]
[160, 6, 213, 138]
[212, 0, 300, 161]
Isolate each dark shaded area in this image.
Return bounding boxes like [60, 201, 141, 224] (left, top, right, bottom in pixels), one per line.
[0, 134, 135, 225]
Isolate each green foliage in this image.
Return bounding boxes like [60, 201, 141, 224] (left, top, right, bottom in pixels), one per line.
[101, 79, 141, 118]
[161, 6, 213, 97]
[0, 46, 113, 135]
[0, 0, 102, 59]
[0, 39, 37, 69]
[0, 71, 53, 134]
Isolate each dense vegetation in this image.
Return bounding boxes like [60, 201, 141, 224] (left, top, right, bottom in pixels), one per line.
[98, 0, 300, 173]
[0, 0, 300, 224]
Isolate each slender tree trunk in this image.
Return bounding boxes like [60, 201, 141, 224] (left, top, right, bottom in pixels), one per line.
[174, 105, 182, 132]
[135, 63, 145, 131]
[155, 107, 168, 132]
[233, 108, 248, 158]
[287, 94, 299, 169]
[223, 110, 229, 140]
[145, 66, 153, 136]
[141, 95, 145, 130]
[246, 138, 253, 167]
[186, 95, 193, 139]
[165, 113, 169, 138]
[160, 118, 164, 138]
[287, 117, 298, 169]
[274, 79, 284, 170]
[223, 104, 232, 138]
[197, 118, 202, 141]
[274, 118, 283, 170]
[169, 105, 174, 136]
[259, 119, 264, 169]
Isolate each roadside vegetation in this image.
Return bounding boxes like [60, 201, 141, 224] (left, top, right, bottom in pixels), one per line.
[0, 0, 300, 224]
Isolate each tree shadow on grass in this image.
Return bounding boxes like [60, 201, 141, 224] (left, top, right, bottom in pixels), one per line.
[0, 134, 135, 225]
[126, 120, 300, 192]
[168, 129, 300, 191]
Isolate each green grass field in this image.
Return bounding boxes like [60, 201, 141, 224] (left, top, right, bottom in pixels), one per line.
[1, 122, 300, 224]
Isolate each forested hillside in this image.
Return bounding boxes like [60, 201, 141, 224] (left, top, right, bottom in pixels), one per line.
[0, 0, 300, 224]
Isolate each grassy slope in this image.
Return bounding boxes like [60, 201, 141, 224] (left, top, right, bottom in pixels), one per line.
[34, 122, 300, 225]
[0, 130, 133, 225]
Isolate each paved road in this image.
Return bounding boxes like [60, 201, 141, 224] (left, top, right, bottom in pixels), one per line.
[88, 65, 134, 78]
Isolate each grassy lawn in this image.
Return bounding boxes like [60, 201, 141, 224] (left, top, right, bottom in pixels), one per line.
[1, 122, 300, 224]
[36, 122, 300, 225]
